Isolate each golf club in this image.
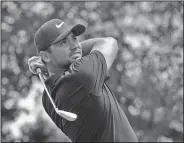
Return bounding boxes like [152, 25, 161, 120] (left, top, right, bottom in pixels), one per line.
[36, 68, 77, 121]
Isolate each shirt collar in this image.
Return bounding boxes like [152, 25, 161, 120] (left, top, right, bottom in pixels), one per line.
[45, 73, 61, 88]
[45, 70, 68, 88]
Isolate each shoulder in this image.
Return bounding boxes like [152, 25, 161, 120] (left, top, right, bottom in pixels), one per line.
[42, 73, 85, 104]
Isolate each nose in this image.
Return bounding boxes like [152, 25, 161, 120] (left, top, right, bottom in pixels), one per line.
[68, 39, 78, 50]
[70, 43, 78, 50]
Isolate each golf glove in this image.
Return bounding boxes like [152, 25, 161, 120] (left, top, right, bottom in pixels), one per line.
[28, 56, 48, 75]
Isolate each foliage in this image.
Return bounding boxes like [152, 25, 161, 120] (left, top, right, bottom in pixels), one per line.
[1, 1, 183, 142]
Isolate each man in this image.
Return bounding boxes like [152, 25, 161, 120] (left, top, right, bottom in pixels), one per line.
[28, 19, 138, 142]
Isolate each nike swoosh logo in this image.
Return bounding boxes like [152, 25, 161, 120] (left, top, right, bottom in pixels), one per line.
[56, 22, 64, 28]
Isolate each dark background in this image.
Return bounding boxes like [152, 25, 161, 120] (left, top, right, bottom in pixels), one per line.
[1, 1, 183, 142]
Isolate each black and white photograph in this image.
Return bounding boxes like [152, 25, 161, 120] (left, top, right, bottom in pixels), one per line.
[1, 1, 183, 142]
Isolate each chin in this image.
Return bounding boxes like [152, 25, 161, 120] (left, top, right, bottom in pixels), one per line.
[70, 59, 77, 63]
[70, 55, 82, 63]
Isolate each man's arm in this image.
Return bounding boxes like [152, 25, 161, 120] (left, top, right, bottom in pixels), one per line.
[28, 56, 49, 81]
[80, 37, 118, 70]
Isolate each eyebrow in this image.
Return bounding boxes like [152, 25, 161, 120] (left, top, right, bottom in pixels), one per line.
[59, 37, 67, 43]
[58, 34, 75, 44]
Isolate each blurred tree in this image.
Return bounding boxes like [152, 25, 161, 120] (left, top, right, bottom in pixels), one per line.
[1, 1, 183, 142]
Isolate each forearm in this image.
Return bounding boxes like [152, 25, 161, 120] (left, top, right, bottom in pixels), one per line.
[81, 37, 118, 70]
[80, 38, 108, 56]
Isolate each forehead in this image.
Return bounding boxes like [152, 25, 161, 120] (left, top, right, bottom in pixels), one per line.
[66, 32, 75, 38]
[58, 32, 74, 42]
[51, 32, 76, 47]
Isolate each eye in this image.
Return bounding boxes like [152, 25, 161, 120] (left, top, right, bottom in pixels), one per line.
[60, 40, 66, 45]
[73, 36, 77, 40]
[59, 42, 63, 45]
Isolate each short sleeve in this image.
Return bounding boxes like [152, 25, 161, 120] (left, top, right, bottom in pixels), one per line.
[69, 50, 110, 95]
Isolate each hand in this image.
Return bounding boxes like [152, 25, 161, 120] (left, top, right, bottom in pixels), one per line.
[28, 56, 48, 75]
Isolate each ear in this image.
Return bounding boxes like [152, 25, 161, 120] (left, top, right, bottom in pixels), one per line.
[39, 51, 50, 63]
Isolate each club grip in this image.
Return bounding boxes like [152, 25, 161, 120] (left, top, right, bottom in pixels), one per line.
[36, 68, 42, 74]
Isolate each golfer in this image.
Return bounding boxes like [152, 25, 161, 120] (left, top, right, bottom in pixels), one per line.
[28, 19, 138, 142]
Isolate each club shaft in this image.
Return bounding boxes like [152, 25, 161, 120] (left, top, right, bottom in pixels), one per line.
[36, 68, 77, 121]
[38, 72, 57, 109]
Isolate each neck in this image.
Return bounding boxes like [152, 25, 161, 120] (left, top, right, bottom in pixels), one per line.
[47, 63, 68, 76]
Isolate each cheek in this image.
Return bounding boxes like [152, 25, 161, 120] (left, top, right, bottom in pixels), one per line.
[54, 49, 69, 62]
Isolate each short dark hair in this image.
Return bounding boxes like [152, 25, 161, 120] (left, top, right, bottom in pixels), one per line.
[38, 45, 52, 54]
[45, 46, 52, 53]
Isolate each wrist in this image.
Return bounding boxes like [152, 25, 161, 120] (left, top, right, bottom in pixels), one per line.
[80, 38, 107, 56]
[42, 72, 49, 81]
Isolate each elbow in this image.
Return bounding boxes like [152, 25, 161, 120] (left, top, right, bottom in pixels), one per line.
[106, 37, 119, 53]
[106, 37, 117, 42]
[106, 37, 118, 47]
